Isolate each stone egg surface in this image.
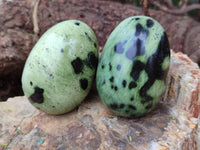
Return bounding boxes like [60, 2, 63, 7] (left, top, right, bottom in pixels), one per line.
[96, 16, 170, 117]
[22, 20, 98, 115]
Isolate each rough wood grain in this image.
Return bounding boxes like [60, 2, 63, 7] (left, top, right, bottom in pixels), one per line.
[1, 0, 200, 100]
[0, 51, 199, 150]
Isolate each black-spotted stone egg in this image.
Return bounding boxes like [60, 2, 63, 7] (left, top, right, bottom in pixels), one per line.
[22, 20, 98, 115]
[96, 16, 170, 117]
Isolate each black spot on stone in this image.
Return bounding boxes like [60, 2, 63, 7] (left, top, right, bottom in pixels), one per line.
[145, 32, 170, 80]
[125, 110, 129, 113]
[94, 43, 97, 48]
[75, 22, 80, 26]
[109, 76, 114, 82]
[135, 18, 140, 20]
[141, 100, 145, 104]
[145, 103, 153, 110]
[29, 87, 44, 103]
[139, 32, 170, 102]
[128, 105, 136, 110]
[146, 19, 154, 28]
[120, 104, 125, 108]
[130, 97, 134, 101]
[135, 23, 149, 37]
[114, 86, 118, 91]
[135, 23, 143, 36]
[111, 85, 114, 89]
[110, 103, 118, 110]
[136, 39, 142, 54]
[131, 114, 137, 118]
[86, 52, 98, 69]
[140, 81, 154, 100]
[140, 96, 153, 104]
[80, 78, 88, 90]
[85, 32, 92, 41]
[122, 80, 127, 87]
[49, 74, 54, 78]
[117, 64, 121, 71]
[114, 41, 126, 54]
[109, 63, 112, 71]
[71, 57, 83, 74]
[101, 64, 105, 69]
[129, 81, 137, 89]
[30, 81, 33, 86]
[52, 106, 55, 108]
[102, 80, 106, 85]
[130, 60, 145, 81]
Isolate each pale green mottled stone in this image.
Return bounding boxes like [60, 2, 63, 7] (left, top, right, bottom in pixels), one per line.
[22, 20, 98, 115]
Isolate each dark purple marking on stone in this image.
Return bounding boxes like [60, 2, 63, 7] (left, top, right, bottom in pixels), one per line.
[61, 48, 64, 53]
[117, 64, 121, 71]
[114, 41, 127, 54]
[125, 24, 148, 60]
[49, 74, 54, 78]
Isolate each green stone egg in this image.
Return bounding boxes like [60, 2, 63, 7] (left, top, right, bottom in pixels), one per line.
[22, 20, 98, 115]
[96, 16, 170, 117]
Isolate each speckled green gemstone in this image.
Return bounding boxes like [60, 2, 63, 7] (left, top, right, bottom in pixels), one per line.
[96, 16, 170, 117]
[22, 20, 98, 115]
